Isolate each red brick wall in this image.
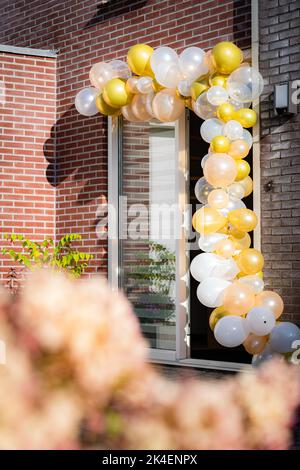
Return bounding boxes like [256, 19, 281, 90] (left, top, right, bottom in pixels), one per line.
[0, 0, 252, 279]
[0, 51, 56, 282]
[259, 0, 300, 325]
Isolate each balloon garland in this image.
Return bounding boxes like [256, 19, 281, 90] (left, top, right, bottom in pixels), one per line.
[76, 41, 300, 365]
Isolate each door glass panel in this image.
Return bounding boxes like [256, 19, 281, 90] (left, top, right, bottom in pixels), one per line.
[120, 120, 176, 350]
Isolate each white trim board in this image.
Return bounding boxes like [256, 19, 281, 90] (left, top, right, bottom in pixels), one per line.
[0, 44, 58, 58]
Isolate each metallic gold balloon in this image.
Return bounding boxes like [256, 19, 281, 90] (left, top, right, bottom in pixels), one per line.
[212, 41, 243, 75]
[223, 281, 255, 316]
[209, 306, 230, 331]
[217, 102, 235, 123]
[214, 238, 236, 258]
[95, 93, 119, 116]
[228, 226, 246, 239]
[127, 44, 154, 76]
[235, 159, 251, 181]
[207, 189, 229, 209]
[255, 291, 284, 319]
[228, 208, 258, 232]
[243, 333, 268, 355]
[103, 78, 129, 108]
[211, 135, 230, 153]
[234, 108, 257, 128]
[192, 207, 227, 235]
[236, 248, 264, 275]
[209, 73, 228, 88]
[239, 175, 253, 197]
[228, 139, 250, 160]
[190, 80, 209, 101]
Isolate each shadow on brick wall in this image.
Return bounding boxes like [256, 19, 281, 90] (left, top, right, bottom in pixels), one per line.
[84, 0, 149, 29]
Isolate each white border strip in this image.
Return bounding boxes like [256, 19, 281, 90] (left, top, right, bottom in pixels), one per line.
[0, 44, 58, 58]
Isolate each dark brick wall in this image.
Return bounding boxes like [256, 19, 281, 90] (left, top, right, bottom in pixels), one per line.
[259, 0, 300, 325]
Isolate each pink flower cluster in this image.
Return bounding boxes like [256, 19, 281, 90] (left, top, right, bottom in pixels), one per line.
[0, 270, 299, 450]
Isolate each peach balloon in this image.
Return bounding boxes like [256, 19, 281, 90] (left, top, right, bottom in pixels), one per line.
[255, 291, 284, 319]
[228, 139, 250, 160]
[239, 176, 253, 197]
[223, 281, 255, 316]
[207, 189, 229, 209]
[228, 208, 258, 232]
[152, 89, 185, 122]
[125, 76, 140, 94]
[214, 238, 236, 258]
[204, 153, 237, 188]
[235, 159, 251, 181]
[243, 333, 268, 355]
[236, 248, 264, 275]
[192, 207, 227, 235]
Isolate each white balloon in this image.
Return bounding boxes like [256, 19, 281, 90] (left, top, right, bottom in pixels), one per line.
[150, 47, 179, 74]
[227, 65, 264, 103]
[197, 278, 231, 308]
[192, 92, 218, 120]
[242, 129, 253, 148]
[222, 120, 244, 140]
[136, 76, 153, 94]
[201, 154, 210, 169]
[178, 79, 192, 97]
[198, 233, 228, 252]
[212, 257, 240, 280]
[219, 198, 246, 216]
[238, 275, 264, 294]
[207, 86, 228, 106]
[75, 87, 98, 117]
[200, 118, 224, 143]
[246, 307, 276, 336]
[110, 59, 131, 79]
[214, 315, 249, 347]
[228, 182, 245, 200]
[155, 62, 183, 89]
[190, 253, 225, 282]
[179, 47, 208, 81]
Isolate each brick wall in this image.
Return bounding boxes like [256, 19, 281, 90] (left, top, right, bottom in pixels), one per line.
[259, 0, 300, 324]
[0, 51, 56, 282]
[0, 0, 252, 279]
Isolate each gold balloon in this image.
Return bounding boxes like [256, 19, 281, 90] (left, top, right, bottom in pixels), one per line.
[214, 238, 236, 258]
[243, 333, 268, 355]
[234, 108, 257, 128]
[103, 78, 129, 108]
[228, 139, 250, 160]
[207, 189, 229, 209]
[192, 207, 227, 235]
[184, 97, 193, 110]
[205, 50, 217, 73]
[223, 281, 255, 316]
[125, 76, 140, 94]
[232, 232, 251, 250]
[95, 93, 118, 116]
[190, 80, 209, 101]
[217, 102, 235, 123]
[237, 270, 263, 279]
[204, 153, 237, 188]
[235, 159, 251, 181]
[211, 135, 230, 153]
[228, 208, 258, 232]
[127, 44, 154, 76]
[255, 291, 284, 319]
[152, 78, 164, 92]
[209, 307, 230, 331]
[212, 41, 243, 74]
[236, 248, 264, 275]
[209, 73, 228, 88]
[239, 176, 253, 197]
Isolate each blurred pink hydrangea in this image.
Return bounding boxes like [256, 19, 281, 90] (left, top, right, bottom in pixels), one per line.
[0, 270, 299, 450]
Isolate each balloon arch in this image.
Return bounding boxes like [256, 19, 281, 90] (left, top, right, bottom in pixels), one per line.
[76, 42, 300, 365]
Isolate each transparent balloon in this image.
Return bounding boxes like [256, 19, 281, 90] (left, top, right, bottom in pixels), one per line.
[252, 343, 277, 367]
[219, 198, 246, 216]
[110, 59, 131, 79]
[214, 315, 249, 348]
[228, 182, 245, 200]
[207, 86, 229, 106]
[211, 257, 240, 281]
[131, 93, 153, 121]
[222, 120, 244, 140]
[242, 129, 253, 148]
[229, 98, 251, 110]
[246, 307, 276, 336]
[155, 61, 183, 89]
[207, 189, 229, 209]
[238, 275, 264, 294]
[89, 62, 116, 91]
[198, 233, 228, 252]
[126, 76, 140, 94]
[194, 177, 213, 204]
[150, 46, 179, 75]
[192, 92, 218, 120]
[197, 277, 231, 308]
[200, 118, 224, 143]
[227, 65, 264, 103]
[179, 47, 208, 81]
[121, 104, 142, 122]
[177, 79, 192, 97]
[201, 154, 210, 169]
[136, 76, 153, 94]
[75, 87, 99, 117]
[152, 89, 185, 122]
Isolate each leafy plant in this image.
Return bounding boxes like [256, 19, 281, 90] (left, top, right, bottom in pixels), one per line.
[2, 233, 93, 278]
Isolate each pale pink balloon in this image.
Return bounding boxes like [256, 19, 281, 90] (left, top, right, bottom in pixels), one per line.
[204, 153, 237, 188]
